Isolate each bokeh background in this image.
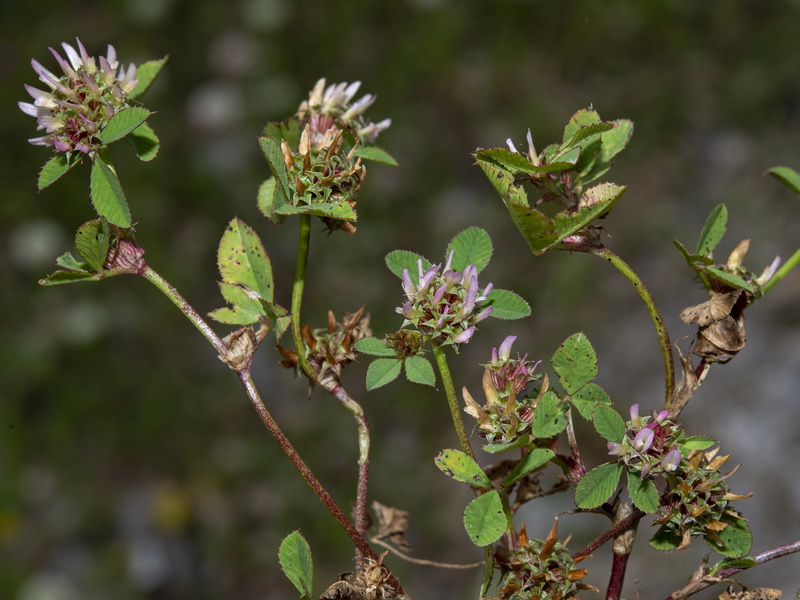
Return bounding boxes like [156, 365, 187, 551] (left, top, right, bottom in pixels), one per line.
[2, 1, 800, 599]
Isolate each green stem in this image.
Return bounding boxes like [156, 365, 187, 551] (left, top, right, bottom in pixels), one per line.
[761, 247, 800, 294]
[142, 265, 227, 356]
[590, 247, 675, 405]
[291, 215, 315, 379]
[432, 344, 475, 459]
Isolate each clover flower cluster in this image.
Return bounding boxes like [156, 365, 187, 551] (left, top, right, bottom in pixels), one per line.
[494, 524, 592, 600]
[280, 123, 366, 232]
[463, 336, 543, 444]
[606, 404, 684, 479]
[19, 39, 138, 154]
[297, 78, 391, 145]
[397, 252, 493, 348]
[608, 405, 750, 548]
[654, 448, 751, 550]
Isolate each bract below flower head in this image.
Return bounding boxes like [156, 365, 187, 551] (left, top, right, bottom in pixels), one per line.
[20, 39, 139, 155]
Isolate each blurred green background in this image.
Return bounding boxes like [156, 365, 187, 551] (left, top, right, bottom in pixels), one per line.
[2, 1, 800, 598]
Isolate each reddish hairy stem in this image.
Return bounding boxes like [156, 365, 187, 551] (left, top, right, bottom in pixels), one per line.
[605, 552, 631, 600]
[573, 510, 644, 560]
[238, 370, 377, 562]
[327, 383, 372, 569]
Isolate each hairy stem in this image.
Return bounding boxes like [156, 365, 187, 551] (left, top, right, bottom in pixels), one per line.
[432, 344, 475, 459]
[238, 370, 378, 562]
[327, 383, 371, 568]
[574, 509, 644, 560]
[590, 247, 675, 405]
[667, 538, 800, 600]
[291, 214, 315, 378]
[141, 265, 227, 356]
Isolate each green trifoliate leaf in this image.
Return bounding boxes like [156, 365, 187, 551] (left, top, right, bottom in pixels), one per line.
[680, 435, 716, 452]
[278, 530, 313, 599]
[552, 333, 598, 394]
[708, 556, 757, 575]
[75, 219, 111, 272]
[99, 107, 151, 144]
[649, 526, 682, 551]
[385, 250, 431, 283]
[365, 358, 402, 390]
[476, 148, 540, 175]
[562, 108, 602, 144]
[217, 218, 274, 301]
[55, 252, 88, 271]
[209, 282, 264, 325]
[90, 158, 131, 227]
[768, 166, 800, 195]
[354, 337, 396, 356]
[257, 177, 281, 223]
[592, 404, 626, 443]
[274, 201, 358, 223]
[435, 449, 492, 488]
[262, 118, 302, 149]
[482, 435, 530, 454]
[706, 513, 752, 558]
[258, 136, 293, 217]
[574, 462, 622, 509]
[570, 382, 611, 421]
[404, 355, 436, 387]
[353, 146, 398, 167]
[127, 122, 160, 161]
[530, 391, 567, 438]
[484, 289, 531, 320]
[704, 267, 754, 293]
[463, 490, 507, 547]
[562, 121, 613, 150]
[129, 56, 168, 100]
[501, 448, 554, 487]
[599, 119, 634, 163]
[696, 204, 728, 256]
[626, 469, 660, 513]
[38, 153, 79, 190]
[447, 227, 493, 274]
[38, 270, 101, 286]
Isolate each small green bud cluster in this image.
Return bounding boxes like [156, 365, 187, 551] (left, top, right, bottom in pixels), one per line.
[397, 252, 493, 348]
[19, 39, 138, 155]
[495, 523, 591, 600]
[280, 125, 365, 233]
[463, 336, 543, 444]
[654, 448, 750, 549]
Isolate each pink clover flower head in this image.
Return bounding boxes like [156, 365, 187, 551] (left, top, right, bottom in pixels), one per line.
[20, 39, 139, 154]
[395, 258, 495, 347]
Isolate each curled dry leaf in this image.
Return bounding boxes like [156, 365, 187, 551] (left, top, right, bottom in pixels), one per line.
[221, 327, 255, 371]
[718, 584, 782, 600]
[680, 291, 746, 364]
[371, 501, 412, 553]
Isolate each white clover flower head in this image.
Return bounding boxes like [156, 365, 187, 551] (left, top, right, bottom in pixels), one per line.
[20, 38, 139, 154]
[298, 78, 390, 144]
